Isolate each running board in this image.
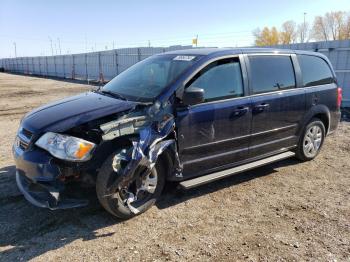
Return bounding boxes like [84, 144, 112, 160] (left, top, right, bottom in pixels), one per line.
[179, 151, 295, 190]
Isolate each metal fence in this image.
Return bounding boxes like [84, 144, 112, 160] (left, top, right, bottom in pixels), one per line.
[0, 40, 350, 107]
[0, 45, 193, 82]
[267, 40, 350, 107]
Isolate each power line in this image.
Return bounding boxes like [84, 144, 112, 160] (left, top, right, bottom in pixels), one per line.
[0, 30, 253, 45]
[0, 29, 256, 58]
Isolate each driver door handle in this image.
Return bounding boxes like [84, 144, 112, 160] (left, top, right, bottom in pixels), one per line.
[232, 106, 249, 116]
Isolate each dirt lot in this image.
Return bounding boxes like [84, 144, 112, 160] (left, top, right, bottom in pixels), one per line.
[0, 72, 349, 261]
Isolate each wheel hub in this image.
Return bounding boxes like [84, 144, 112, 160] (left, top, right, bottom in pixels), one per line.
[303, 125, 322, 158]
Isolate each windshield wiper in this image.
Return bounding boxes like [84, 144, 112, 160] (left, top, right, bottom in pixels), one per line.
[98, 90, 128, 101]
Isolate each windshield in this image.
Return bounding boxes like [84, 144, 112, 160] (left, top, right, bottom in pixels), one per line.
[102, 54, 201, 102]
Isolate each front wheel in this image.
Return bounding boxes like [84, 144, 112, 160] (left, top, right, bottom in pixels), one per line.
[296, 118, 325, 161]
[96, 150, 165, 219]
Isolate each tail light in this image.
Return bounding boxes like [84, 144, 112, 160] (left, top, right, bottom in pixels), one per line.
[337, 87, 342, 108]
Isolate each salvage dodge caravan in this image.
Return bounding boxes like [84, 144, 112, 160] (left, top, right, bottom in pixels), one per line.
[13, 48, 341, 219]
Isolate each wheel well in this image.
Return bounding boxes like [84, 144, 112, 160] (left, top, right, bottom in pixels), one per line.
[158, 148, 175, 180]
[91, 138, 175, 181]
[313, 113, 329, 134]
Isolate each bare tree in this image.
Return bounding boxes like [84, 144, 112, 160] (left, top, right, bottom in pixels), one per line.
[327, 11, 344, 40]
[346, 14, 350, 38]
[280, 20, 297, 44]
[312, 11, 350, 41]
[297, 21, 310, 43]
[312, 16, 329, 41]
[340, 12, 350, 39]
[253, 11, 350, 46]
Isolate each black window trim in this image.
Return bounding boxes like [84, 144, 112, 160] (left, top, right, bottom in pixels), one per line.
[245, 53, 298, 97]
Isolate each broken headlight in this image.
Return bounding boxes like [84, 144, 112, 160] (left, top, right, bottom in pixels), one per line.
[35, 132, 96, 162]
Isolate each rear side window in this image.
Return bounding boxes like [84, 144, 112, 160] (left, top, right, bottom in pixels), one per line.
[186, 58, 244, 102]
[249, 55, 296, 94]
[298, 55, 334, 87]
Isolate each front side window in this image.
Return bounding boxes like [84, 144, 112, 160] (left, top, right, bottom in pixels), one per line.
[249, 55, 296, 94]
[186, 58, 244, 102]
[103, 54, 202, 102]
[297, 55, 334, 87]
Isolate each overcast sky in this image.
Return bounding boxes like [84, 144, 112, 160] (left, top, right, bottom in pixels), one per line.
[0, 0, 349, 58]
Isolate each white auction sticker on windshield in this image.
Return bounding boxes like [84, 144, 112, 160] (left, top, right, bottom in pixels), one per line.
[173, 55, 196, 61]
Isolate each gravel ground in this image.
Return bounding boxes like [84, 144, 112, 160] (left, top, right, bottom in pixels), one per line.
[0, 72, 349, 261]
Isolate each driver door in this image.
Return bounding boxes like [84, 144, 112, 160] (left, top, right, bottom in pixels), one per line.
[176, 56, 252, 177]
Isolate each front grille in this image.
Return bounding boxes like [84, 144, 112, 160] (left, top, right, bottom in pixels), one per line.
[18, 139, 29, 151]
[16, 128, 33, 151]
[21, 128, 33, 140]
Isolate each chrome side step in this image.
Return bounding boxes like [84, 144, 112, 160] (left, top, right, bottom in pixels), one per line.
[179, 151, 295, 190]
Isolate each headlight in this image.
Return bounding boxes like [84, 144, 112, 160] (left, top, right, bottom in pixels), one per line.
[35, 132, 96, 161]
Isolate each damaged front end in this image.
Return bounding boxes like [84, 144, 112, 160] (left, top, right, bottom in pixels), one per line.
[13, 98, 182, 212]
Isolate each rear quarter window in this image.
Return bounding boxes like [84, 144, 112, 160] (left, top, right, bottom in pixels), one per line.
[297, 55, 335, 87]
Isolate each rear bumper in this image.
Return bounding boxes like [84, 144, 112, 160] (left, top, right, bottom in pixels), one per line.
[13, 145, 88, 210]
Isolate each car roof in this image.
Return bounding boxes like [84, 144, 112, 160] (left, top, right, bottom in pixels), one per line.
[163, 47, 323, 57]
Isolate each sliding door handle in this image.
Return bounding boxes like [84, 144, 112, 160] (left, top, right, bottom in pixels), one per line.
[253, 103, 270, 113]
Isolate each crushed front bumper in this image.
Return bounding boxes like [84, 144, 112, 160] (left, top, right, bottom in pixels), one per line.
[16, 171, 88, 210]
[13, 142, 88, 210]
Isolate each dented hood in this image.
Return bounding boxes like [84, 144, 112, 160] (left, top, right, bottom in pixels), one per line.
[22, 91, 138, 133]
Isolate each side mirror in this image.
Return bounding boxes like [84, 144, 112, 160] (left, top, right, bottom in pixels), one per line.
[182, 86, 205, 105]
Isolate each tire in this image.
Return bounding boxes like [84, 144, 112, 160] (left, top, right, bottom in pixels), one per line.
[96, 150, 165, 219]
[295, 118, 326, 161]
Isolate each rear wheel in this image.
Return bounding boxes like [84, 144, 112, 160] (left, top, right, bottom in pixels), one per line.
[96, 150, 165, 219]
[296, 118, 325, 161]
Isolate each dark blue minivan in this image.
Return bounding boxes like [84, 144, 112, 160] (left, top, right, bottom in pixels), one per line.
[13, 48, 342, 218]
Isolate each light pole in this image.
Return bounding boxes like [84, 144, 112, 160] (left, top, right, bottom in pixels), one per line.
[57, 38, 62, 55]
[48, 36, 54, 56]
[303, 12, 307, 43]
[13, 42, 17, 57]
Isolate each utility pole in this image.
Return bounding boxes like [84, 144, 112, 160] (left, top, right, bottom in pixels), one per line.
[57, 38, 62, 55]
[303, 12, 307, 43]
[48, 36, 53, 56]
[85, 35, 88, 52]
[13, 42, 17, 57]
[148, 40, 151, 48]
